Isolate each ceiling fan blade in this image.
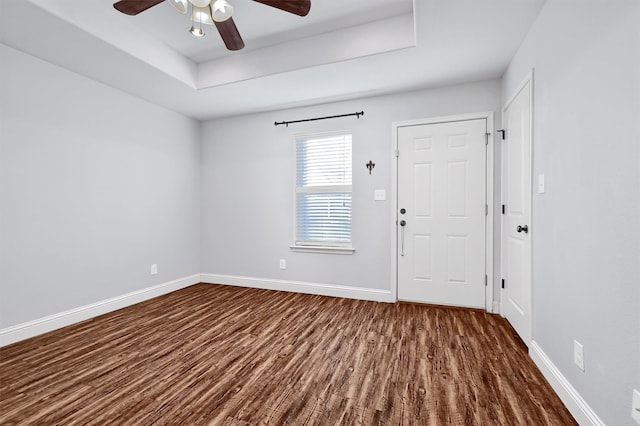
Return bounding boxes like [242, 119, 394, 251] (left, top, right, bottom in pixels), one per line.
[113, 0, 165, 16]
[252, 0, 311, 17]
[215, 18, 245, 51]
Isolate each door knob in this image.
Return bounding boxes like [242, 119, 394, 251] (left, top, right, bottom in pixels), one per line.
[400, 220, 406, 226]
[517, 225, 529, 234]
[400, 208, 406, 214]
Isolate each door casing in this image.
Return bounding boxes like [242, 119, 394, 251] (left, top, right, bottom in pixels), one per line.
[391, 112, 495, 312]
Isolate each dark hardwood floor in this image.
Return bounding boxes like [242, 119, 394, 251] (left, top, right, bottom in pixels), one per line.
[0, 284, 576, 425]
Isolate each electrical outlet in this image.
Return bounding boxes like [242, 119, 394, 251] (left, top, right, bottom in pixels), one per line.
[632, 389, 640, 424]
[150, 264, 158, 275]
[279, 259, 286, 270]
[573, 340, 584, 371]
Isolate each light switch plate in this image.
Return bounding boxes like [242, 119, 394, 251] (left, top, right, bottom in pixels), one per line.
[374, 189, 386, 201]
[538, 174, 545, 193]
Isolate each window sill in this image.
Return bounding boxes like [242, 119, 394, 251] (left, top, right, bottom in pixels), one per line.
[289, 245, 355, 255]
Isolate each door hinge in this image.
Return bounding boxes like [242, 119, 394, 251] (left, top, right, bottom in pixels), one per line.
[485, 133, 490, 145]
[485, 204, 488, 216]
[501, 279, 505, 289]
[501, 204, 506, 215]
[394, 149, 400, 158]
[497, 129, 506, 140]
[485, 275, 488, 287]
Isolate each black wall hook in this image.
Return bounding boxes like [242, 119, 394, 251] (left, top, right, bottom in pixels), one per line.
[366, 160, 375, 174]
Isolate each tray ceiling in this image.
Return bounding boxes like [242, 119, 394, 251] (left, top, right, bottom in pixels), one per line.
[0, 0, 546, 120]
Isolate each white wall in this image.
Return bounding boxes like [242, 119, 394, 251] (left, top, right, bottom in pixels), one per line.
[0, 44, 201, 329]
[201, 80, 501, 295]
[502, 1, 640, 424]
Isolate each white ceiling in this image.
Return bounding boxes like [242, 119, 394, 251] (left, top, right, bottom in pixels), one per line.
[0, 0, 546, 120]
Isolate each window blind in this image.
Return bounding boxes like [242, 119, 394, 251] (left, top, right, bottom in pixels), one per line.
[295, 133, 352, 245]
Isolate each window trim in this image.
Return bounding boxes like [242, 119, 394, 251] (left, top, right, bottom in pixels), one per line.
[289, 245, 356, 255]
[291, 130, 354, 254]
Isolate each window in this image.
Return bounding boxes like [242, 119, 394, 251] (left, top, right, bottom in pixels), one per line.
[292, 131, 353, 253]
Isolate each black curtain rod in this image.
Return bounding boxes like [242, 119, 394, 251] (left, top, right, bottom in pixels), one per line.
[274, 111, 364, 127]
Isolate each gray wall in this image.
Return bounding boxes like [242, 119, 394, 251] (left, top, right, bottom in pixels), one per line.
[502, 1, 640, 424]
[201, 80, 501, 292]
[0, 44, 201, 329]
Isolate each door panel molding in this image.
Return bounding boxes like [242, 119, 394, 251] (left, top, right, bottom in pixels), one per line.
[391, 112, 495, 311]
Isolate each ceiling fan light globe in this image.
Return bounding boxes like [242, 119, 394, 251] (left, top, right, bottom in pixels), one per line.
[168, 0, 188, 14]
[212, 0, 233, 22]
[190, 5, 215, 25]
[188, 0, 211, 7]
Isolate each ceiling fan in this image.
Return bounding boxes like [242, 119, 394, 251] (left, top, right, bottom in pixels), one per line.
[113, 0, 311, 51]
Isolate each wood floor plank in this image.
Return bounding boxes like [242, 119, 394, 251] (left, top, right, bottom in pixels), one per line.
[0, 284, 576, 425]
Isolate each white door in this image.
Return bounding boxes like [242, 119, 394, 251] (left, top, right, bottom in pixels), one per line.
[397, 119, 487, 308]
[501, 75, 533, 344]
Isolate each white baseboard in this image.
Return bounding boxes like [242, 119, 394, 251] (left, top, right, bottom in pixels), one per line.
[201, 273, 394, 303]
[0, 274, 201, 348]
[1, 273, 392, 348]
[529, 341, 604, 426]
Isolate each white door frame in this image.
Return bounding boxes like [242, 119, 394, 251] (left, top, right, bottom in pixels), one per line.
[500, 70, 534, 340]
[390, 112, 495, 312]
